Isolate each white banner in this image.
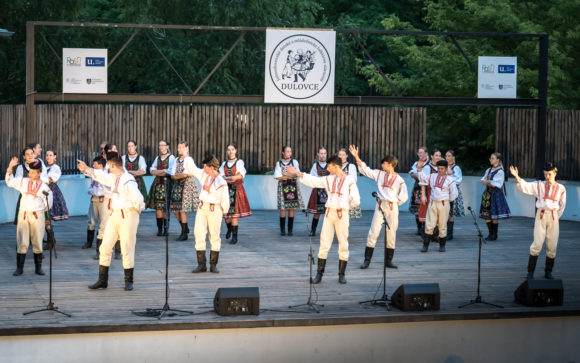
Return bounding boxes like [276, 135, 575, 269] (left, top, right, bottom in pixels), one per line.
[264, 29, 335, 104]
[63, 48, 107, 94]
[478, 56, 517, 98]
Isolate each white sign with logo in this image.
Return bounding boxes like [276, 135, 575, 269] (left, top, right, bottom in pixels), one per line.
[265, 29, 335, 104]
[62, 48, 108, 94]
[477, 56, 517, 98]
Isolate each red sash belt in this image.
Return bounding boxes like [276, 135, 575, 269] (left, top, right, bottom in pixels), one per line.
[23, 211, 38, 220]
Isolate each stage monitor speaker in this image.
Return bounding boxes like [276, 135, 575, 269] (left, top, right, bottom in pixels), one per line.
[214, 287, 260, 316]
[514, 279, 563, 307]
[391, 283, 440, 311]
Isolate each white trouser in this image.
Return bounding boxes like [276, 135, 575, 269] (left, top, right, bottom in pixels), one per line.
[530, 209, 560, 258]
[366, 201, 399, 249]
[87, 197, 104, 231]
[100, 208, 140, 269]
[425, 200, 450, 238]
[194, 202, 223, 252]
[97, 196, 112, 240]
[17, 210, 45, 254]
[318, 208, 350, 261]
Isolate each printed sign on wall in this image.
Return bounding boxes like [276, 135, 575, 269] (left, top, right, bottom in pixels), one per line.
[478, 56, 517, 98]
[63, 48, 107, 94]
[265, 29, 335, 104]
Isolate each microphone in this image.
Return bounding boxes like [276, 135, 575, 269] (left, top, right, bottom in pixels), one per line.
[42, 191, 49, 196]
[371, 191, 378, 198]
[467, 206, 472, 212]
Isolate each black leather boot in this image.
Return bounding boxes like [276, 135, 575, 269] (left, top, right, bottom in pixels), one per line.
[176, 222, 188, 241]
[338, 260, 348, 284]
[83, 229, 95, 249]
[421, 234, 431, 252]
[360, 246, 374, 269]
[447, 221, 454, 241]
[386, 248, 398, 268]
[312, 258, 326, 284]
[527, 255, 538, 280]
[544, 257, 555, 279]
[209, 251, 220, 273]
[124, 268, 134, 291]
[34, 253, 45, 275]
[192, 250, 207, 273]
[156, 218, 163, 236]
[485, 221, 493, 241]
[163, 219, 169, 236]
[280, 217, 286, 236]
[491, 223, 498, 241]
[309, 217, 320, 237]
[114, 241, 121, 260]
[88, 265, 109, 289]
[287, 217, 294, 236]
[415, 217, 422, 236]
[229, 226, 238, 245]
[438, 237, 447, 252]
[13, 253, 26, 276]
[93, 239, 102, 260]
[225, 222, 232, 239]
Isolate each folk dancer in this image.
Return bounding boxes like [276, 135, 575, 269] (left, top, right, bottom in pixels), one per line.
[6, 158, 52, 276]
[122, 140, 148, 204]
[409, 147, 430, 236]
[13, 146, 48, 225]
[479, 152, 511, 240]
[170, 141, 200, 241]
[219, 143, 252, 245]
[274, 146, 305, 236]
[185, 156, 230, 273]
[445, 150, 465, 240]
[349, 145, 408, 269]
[45, 149, 69, 221]
[417, 149, 442, 240]
[148, 140, 175, 236]
[288, 156, 361, 284]
[417, 159, 458, 252]
[305, 147, 328, 236]
[84, 156, 106, 249]
[510, 163, 566, 280]
[78, 154, 145, 291]
[338, 148, 362, 219]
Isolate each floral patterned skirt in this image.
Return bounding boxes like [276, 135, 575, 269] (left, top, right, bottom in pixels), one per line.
[49, 182, 69, 221]
[171, 176, 200, 212]
[277, 179, 305, 210]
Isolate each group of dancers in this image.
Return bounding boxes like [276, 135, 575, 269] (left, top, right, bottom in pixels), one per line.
[4, 140, 566, 290]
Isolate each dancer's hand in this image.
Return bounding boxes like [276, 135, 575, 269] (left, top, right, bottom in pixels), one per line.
[77, 159, 88, 173]
[8, 157, 19, 171]
[348, 145, 359, 160]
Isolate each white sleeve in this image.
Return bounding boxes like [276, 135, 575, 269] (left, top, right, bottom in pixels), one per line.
[300, 173, 327, 189]
[48, 165, 62, 183]
[452, 165, 463, 185]
[409, 161, 418, 175]
[218, 179, 230, 213]
[183, 157, 203, 180]
[138, 156, 147, 172]
[293, 160, 301, 173]
[309, 163, 318, 176]
[397, 178, 409, 205]
[517, 179, 539, 197]
[91, 170, 115, 188]
[5, 173, 23, 191]
[40, 164, 49, 184]
[349, 164, 358, 182]
[449, 181, 458, 202]
[489, 170, 505, 189]
[418, 172, 429, 186]
[14, 165, 23, 179]
[358, 162, 379, 180]
[559, 188, 566, 218]
[150, 157, 159, 171]
[273, 162, 282, 179]
[237, 160, 247, 177]
[170, 159, 177, 176]
[168, 155, 176, 172]
[42, 184, 53, 209]
[349, 181, 361, 209]
[218, 161, 226, 176]
[125, 178, 145, 211]
[481, 168, 490, 181]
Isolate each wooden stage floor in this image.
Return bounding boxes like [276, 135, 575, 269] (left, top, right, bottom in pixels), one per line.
[1, 210, 579, 335]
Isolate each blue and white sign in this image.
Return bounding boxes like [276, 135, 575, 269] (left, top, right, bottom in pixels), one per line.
[63, 48, 107, 94]
[478, 56, 517, 98]
[265, 28, 335, 104]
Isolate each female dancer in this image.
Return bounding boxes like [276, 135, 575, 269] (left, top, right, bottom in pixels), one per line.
[273, 146, 304, 236]
[479, 152, 511, 240]
[45, 149, 69, 221]
[148, 140, 175, 236]
[122, 140, 148, 204]
[445, 150, 465, 240]
[171, 141, 200, 241]
[220, 143, 252, 244]
[338, 148, 361, 219]
[306, 147, 328, 236]
[409, 147, 430, 235]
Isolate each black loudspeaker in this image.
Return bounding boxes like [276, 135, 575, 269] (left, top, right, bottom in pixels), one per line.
[514, 279, 563, 307]
[214, 287, 260, 316]
[391, 283, 440, 311]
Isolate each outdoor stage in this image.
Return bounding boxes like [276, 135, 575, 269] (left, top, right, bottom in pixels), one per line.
[0, 210, 579, 361]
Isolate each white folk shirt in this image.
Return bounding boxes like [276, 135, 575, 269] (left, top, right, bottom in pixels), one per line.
[517, 180, 566, 217]
[273, 159, 300, 179]
[88, 170, 105, 197]
[122, 155, 147, 172]
[341, 162, 358, 182]
[449, 164, 463, 185]
[219, 159, 247, 177]
[170, 156, 195, 176]
[409, 160, 431, 179]
[5, 173, 53, 211]
[183, 161, 230, 212]
[299, 174, 360, 211]
[481, 167, 506, 189]
[88, 170, 145, 211]
[359, 162, 408, 205]
[47, 163, 62, 184]
[15, 162, 49, 184]
[418, 173, 458, 202]
[150, 155, 176, 173]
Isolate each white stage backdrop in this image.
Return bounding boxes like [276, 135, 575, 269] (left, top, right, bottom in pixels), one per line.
[62, 48, 108, 94]
[478, 56, 517, 98]
[264, 28, 335, 104]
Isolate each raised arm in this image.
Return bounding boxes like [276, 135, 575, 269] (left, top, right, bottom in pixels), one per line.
[183, 157, 203, 181]
[288, 165, 327, 189]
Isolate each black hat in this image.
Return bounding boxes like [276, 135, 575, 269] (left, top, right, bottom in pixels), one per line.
[106, 151, 119, 160]
[436, 160, 448, 167]
[543, 162, 557, 172]
[29, 160, 42, 170]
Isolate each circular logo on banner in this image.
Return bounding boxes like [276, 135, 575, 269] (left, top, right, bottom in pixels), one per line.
[268, 34, 332, 100]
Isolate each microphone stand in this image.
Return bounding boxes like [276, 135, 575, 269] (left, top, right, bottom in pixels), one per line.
[360, 194, 391, 310]
[458, 207, 503, 309]
[289, 207, 324, 313]
[133, 172, 193, 319]
[24, 191, 71, 317]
